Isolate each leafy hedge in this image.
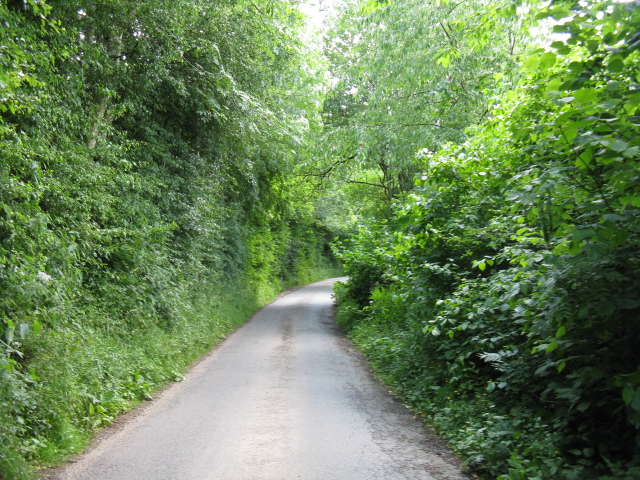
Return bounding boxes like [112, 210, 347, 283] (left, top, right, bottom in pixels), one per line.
[333, 2, 640, 479]
[0, 1, 339, 478]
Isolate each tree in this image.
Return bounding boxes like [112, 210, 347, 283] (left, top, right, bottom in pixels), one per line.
[332, 0, 640, 477]
[309, 0, 522, 211]
[0, 1, 335, 476]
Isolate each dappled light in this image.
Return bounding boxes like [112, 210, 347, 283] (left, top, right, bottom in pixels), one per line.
[1, 0, 638, 478]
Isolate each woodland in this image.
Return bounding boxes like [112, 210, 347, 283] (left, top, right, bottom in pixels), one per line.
[1, 0, 639, 479]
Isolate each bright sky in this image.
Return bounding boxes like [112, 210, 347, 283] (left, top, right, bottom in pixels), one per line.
[299, 0, 341, 36]
[299, 0, 329, 23]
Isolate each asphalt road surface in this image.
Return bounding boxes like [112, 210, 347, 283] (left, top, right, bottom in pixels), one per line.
[45, 278, 470, 480]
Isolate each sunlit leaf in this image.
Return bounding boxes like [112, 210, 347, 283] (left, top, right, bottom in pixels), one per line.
[608, 57, 624, 73]
[607, 138, 628, 152]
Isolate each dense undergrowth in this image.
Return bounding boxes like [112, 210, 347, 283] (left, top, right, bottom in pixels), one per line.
[333, 2, 640, 479]
[3, 0, 640, 478]
[0, 1, 341, 478]
[2, 263, 339, 480]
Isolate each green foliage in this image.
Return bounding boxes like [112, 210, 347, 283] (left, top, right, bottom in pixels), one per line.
[307, 0, 522, 210]
[0, 0, 53, 132]
[332, 223, 393, 309]
[0, 0, 339, 477]
[333, 1, 640, 478]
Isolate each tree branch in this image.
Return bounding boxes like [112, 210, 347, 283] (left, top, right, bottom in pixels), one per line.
[300, 155, 355, 179]
[348, 122, 445, 129]
[439, 21, 456, 47]
[347, 180, 386, 189]
[379, 90, 452, 103]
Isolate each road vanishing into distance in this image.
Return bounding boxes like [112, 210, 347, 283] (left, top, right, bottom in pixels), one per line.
[44, 278, 470, 480]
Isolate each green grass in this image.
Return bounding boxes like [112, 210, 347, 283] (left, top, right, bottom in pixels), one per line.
[0, 265, 343, 480]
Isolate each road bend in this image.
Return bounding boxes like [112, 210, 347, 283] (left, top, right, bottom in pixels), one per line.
[45, 278, 470, 480]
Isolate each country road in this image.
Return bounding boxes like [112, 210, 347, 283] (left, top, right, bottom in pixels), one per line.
[43, 278, 470, 480]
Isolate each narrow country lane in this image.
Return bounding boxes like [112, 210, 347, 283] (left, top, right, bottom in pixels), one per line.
[44, 278, 470, 480]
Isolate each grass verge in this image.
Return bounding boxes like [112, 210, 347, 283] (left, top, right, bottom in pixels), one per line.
[1, 268, 342, 480]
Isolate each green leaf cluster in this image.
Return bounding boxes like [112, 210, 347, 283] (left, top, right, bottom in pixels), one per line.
[309, 0, 522, 210]
[0, 0, 340, 476]
[333, 1, 640, 478]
